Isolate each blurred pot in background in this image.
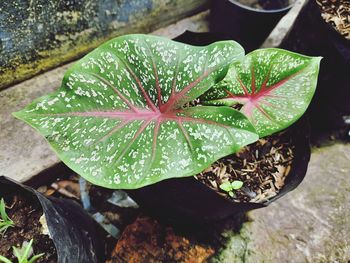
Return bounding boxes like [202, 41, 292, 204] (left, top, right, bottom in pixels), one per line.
[210, 0, 295, 52]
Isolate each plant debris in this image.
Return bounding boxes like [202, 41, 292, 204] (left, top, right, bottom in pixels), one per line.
[316, 0, 350, 39]
[107, 216, 215, 263]
[195, 131, 294, 203]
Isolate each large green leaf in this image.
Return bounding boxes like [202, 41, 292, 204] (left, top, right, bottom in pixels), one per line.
[202, 48, 321, 137]
[14, 34, 258, 189]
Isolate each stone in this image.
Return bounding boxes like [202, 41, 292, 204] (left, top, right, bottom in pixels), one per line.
[0, 64, 69, 182]
[213, 143, 350, 262]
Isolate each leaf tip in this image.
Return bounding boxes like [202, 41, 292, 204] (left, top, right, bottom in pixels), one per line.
[12, 110, 22, 120]
[12, 109, 29, 123]
[312, 56, 323, 64]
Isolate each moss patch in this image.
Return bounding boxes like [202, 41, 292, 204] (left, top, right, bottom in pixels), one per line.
[0, 0, 208, 90]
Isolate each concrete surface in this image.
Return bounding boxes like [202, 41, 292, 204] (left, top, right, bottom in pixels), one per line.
[213, 143, 350, 263]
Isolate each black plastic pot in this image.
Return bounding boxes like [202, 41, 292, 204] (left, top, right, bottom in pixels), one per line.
[210, 0, 294, 52]
[127, 117, 310, 226]
[126, 30, 311, 225]
[279, 0, 350, 133]
[0, 176, 103, 263]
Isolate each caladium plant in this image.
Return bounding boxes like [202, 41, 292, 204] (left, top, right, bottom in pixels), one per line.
[202, 48, 321, 137]
[14, 35, 321, 190]
[14, 34, 259, 189]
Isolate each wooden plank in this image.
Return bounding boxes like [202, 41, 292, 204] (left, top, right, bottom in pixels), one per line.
[262, 0, 306, 48]
[0, 11, 209, 182]
[0, 0, 208, 90]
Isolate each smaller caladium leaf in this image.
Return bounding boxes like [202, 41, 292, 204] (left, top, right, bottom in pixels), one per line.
[13, 34, 257, 189]
[202, 48, 321, 137]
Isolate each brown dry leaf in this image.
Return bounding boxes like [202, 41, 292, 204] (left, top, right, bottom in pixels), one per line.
[275, 165, 286, 176]
[259, 139, 268, 146]
[108, 216, 215, 263]
[285, 165, 291, 176]
[202, 166, 212, 173]
[317, 0, 350, 39]
[44, 188, 56, 196]
[272, 165, 287, 189]
[219, 166, 227, 178]
[51, 180, 80, 199]
[36, 185, 47, 193]
[210, 180, 218, 188]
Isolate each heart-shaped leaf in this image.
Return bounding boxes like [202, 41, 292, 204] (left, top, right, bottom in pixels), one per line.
[14, 34, 258, 189]
[202, 48, 321, 137]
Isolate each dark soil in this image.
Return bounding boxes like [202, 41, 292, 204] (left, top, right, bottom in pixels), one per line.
[196, 131, 294, 203]
[316, 0, 350, 39]
[235, 0, 294, 10]
[0, 193, 57, 262]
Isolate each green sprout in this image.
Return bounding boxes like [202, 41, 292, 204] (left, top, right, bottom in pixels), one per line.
[0, 198, 14, 235]
[219, 180, 244, 197]
[0, 239, 44, 263]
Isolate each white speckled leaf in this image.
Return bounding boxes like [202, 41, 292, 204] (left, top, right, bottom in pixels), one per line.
[14, 34, 258, 189]
[203, 48, 321, 137]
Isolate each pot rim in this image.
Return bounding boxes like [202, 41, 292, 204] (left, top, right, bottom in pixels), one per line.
[227, 0, 295, 13]
[195, 127, 307, 205]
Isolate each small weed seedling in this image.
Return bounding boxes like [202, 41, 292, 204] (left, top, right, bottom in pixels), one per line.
[0, 239, 44, 263]
[0, 198, 14, 235]
[219, 180, 244, 197]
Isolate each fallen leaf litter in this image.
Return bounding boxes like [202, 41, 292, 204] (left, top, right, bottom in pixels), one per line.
[195, 131, 294, 203]
[317, 0, 350, 39]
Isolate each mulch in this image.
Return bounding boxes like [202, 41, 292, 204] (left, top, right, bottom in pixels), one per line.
[316, 0, 350, 39]
[107, 216, 215, 263]
[196, 131, 294, 203]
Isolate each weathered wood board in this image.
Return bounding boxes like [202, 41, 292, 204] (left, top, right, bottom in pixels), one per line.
[0, 0, 208, 90]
